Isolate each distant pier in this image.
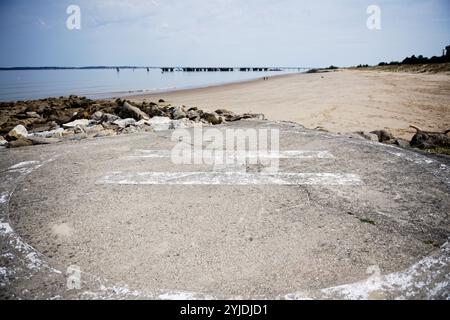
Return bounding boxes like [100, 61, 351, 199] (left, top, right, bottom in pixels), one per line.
[160, 67, 309, 72]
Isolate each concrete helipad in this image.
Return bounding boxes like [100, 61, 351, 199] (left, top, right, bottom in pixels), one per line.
[0, 120, 449, 299]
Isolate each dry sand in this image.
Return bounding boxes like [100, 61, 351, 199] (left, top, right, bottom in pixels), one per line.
[130, 69, 450, 140]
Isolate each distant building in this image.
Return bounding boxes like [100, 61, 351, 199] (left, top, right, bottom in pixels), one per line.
[445, 45, 450, 57]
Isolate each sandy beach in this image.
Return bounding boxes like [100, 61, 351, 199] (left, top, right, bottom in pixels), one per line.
[130, 69, 450, 140]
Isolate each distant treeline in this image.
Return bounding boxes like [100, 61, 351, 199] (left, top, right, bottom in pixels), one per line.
[378, 53, 450, 66]
[356, 49, 450, 68]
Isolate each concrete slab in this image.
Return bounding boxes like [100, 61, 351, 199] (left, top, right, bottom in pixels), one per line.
[0, 120, 449, 299]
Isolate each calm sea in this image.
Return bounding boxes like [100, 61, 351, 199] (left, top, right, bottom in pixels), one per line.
[0, 69, 297, 102]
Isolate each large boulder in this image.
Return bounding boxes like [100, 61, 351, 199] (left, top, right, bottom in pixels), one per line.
[91, 111, 120, 124]
[201, 112, 223, 125]
[215, 109, 236, 121]
[145, 105, 166, 117]
[6, 125, 28, 141]
[187, 109, 201, 121]
[113, 118, 137, 129]
[219, 111, 265, 122]
[42, 109, 73, 125]
[409, 126, 450, 149]
[7, 137, 33, 148]
[102, 113, 120, 123]
[91, 111, 104, 122]
[118, 102, 149, 121]
[171, 106, 187, 120]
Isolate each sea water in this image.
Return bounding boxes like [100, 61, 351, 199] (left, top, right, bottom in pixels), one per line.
[0, 69, 297, 102]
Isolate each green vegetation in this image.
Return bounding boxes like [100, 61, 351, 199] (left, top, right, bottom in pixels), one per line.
[359, 218, 375, 225]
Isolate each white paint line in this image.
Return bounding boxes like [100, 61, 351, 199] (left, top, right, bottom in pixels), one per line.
[8, 161, 39, 170]
[129, 149, 334, 159]
[99, 171, 362, 185]
[386, 150, 434, 165]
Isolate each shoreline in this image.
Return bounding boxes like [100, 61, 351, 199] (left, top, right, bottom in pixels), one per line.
[120, 71, 303, 101]
[128, 69, 450, 140]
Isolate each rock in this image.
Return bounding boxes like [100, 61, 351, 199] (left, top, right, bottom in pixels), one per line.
[15, 113, 31, 120]
[118, 102, 149, 121]
[366, 133, 379, 142]
[0, 136, 8, 146]
[101, 122, 120, 130]
[101, 113, 120, 123]
[215, 109, 236, 121]
[141, 103, 166, 117]
[6, 125, 28, 141]
[215, 109, 230, 115]
[314, 126, 329, 132]
[85, 124, 105, 136]
[28, 128, 64, 139]
[148, 116, 172, 131]
[240, 113, 265, 120]
[395, 139, 410, 149]
[91, 111, 104, 122]
[73, 125, 86, 134]
[26, 111, 41, 118]
[171, 106, 187, 120]
[187, 110, 201, 121]
[43, 109, 73, 125]
[62, 119, 91, 129]
[27, 136, 61, 145]
[356, 131, 379, 142]
[91, 111, 121, 124]
[158, 99, 165, 103]
[8, 137, 33, 148]
[224, 112, 265, 122]
[409, 127, 450, 149]
[31, 121, 60, 133]
[113, 118, 136, 129]
[370, 130, 394, 143]
[201, 112, 223, 125]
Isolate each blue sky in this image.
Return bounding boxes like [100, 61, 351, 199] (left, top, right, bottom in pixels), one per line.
[0, 0, 449, 67]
